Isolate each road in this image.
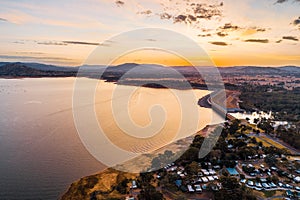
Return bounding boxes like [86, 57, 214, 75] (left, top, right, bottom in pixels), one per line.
[248, 133, 300, 155]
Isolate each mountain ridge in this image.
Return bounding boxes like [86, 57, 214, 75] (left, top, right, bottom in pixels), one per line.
[0, 62, 300, 78]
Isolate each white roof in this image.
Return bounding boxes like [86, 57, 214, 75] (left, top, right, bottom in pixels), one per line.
[187, 185, 195, 192]
[194, 185, 202, 191]
[202, 177, 208, 182]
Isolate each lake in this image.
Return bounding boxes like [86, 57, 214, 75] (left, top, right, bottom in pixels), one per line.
[0, 77, 219, 199]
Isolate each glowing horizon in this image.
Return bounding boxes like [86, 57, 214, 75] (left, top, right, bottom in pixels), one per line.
[0, 0, 299, 67]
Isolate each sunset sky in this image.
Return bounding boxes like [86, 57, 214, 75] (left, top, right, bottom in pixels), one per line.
[0, 0, 299, 67]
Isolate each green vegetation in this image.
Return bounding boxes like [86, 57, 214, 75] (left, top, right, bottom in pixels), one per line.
[262, 190, 276, 198]
[137, 173, 164, 200]
[239, 84, 300, 150]
[151, 150, 176, 169]
[239, 85, 300, 121]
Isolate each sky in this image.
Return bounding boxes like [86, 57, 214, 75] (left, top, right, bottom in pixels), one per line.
[0, 0, 299, 67]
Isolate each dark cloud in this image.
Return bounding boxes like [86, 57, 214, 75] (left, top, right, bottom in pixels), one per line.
[292, 16, 300, 25]
[275, 0, 288, 3]
[256, 28, 266, 32]
[115, 0, 124, 7]
[132, 1, 223, 25]
[198, 33, 212, 37]
[36, 40, 106, 46]
[145, 39, 156, 42]
[160, 13, 172, 20]
[15, 52, 45, 55]
[174, 15, 187, 23]
[201, 28, 213, 32]
[217, 32, 228, 37]
[209, 41, 229, 46]
[62, 41, 100, 46]
[138, 10, 152, 15]
[0, 55, 74, 62]
[37, 41, 67, 46]
[188, 15, 197, 22]
[282, 36, 299, 41]
[0, 18, 8, 22]
[15, 39, 108, 47]
[13, 41, 25, 44]
[219, 23, 240, 31]
[192, 2, 223, 19]
[275, 0, 300, 3]
[244, 39, 269, 43]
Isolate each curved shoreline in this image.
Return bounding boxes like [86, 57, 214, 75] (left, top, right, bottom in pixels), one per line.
[60, 125, 217, 200]
[197, 93, 212, 108]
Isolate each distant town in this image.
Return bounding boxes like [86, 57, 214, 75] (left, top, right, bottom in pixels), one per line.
[56, 63, 300, 200]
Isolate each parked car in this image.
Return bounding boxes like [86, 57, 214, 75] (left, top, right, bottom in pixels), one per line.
[269, 182, 277, 188]
[255, 182, 262, 188]
[278, 182, 284, 187]
[247, 180, 254, 186]
[194, 184, 202, 193]
[262, 183, 270, 189]
[187, 185, 195, 193]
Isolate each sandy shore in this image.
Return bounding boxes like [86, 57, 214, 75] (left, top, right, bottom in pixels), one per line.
[60, 124, 219, 200]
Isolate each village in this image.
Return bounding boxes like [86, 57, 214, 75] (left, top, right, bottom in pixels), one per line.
[123, 116, 300, 200]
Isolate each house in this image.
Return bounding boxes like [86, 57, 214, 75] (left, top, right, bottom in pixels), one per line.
[213, 165, 221, 170]
[211, 184, 219, 191]
[262, 183, 270, 189]
[201, 177, 208, 183]
[255, 182, 262, 188]
[201, 169, 210, 176]
[175, 179, 182, 187]
[131, 180, 137, 189]
[207, 176, 214, 182]
[260, 178, 267, 182]
[240, 179, 246, 184]
[187, 185, 195, 193]
[194, 184, 202, 193]
[226, 168, 239, 176]
[247, 180, 254, 186]
[286, 190, 293, 198]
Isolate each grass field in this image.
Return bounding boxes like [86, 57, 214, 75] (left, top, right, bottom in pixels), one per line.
[251, 136, 271, 147]
[260, 136, 286, 149]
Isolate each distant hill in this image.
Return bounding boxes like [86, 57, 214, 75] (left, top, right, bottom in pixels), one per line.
[218, 65, 300, 75]
[0, 62, 77, 77]
[0, 62, 299, 78]
[278, 66, 300, 73]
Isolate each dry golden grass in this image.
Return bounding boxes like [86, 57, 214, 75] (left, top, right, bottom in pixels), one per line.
[251, 136, 271, 147]
[260, 136, 286, 149]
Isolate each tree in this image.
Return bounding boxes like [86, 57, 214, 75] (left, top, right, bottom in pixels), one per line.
[138, 184, 164, 200]
[179, 146, 199, 163]
[139, 172, 154, 187]
[264, 154, 277, 166]
[116, 178, 129, 194]
[229, 119, 240, 135]
[240, 174, 245, 179]
[186, 161, 200, 175]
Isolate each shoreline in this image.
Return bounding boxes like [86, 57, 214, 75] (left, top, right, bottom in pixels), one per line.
[60, 124, 219, 200]
[197, 93, 212, 108]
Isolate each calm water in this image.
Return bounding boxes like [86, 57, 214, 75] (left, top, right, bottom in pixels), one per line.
[0, 78, 217, 200]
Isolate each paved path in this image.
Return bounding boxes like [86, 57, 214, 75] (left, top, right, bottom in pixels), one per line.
[248, 133, 300, 155]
